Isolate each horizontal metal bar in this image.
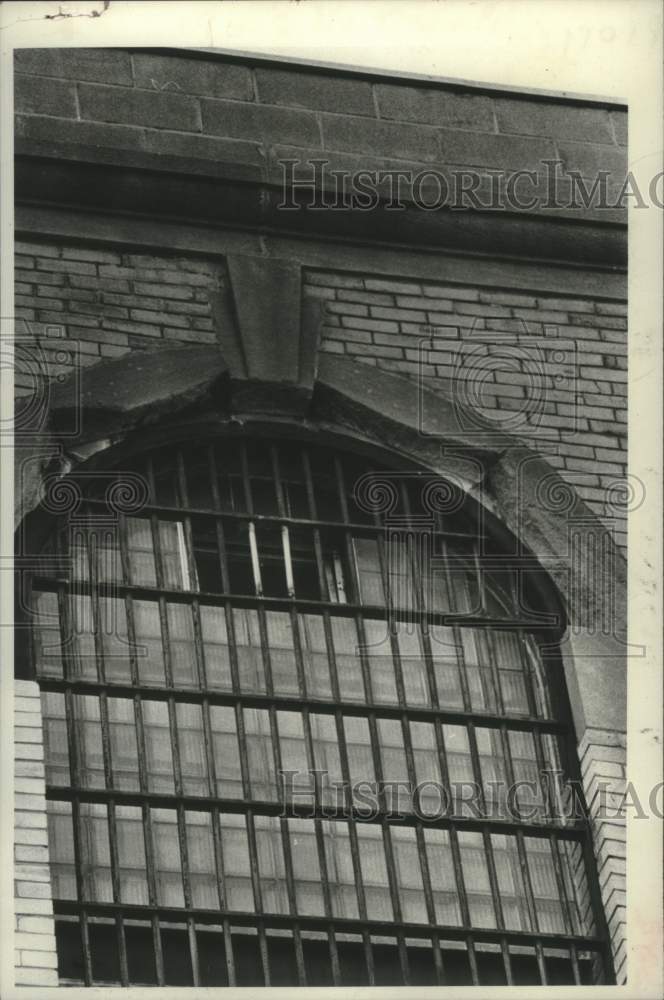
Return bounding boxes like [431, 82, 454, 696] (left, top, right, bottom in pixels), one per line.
[51, 900, 605, 950]
[30, 577, 559, 633]
[44, 786, 588, 836]
[37, 677, 569, 733]
[77, 497, 482, 540]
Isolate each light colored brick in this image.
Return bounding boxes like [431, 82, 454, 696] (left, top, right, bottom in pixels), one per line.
[14, 966, 59, 985]
[365, 278, 421, 295]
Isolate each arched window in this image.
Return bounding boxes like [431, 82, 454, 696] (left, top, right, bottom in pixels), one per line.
[24, 431, 613, 987]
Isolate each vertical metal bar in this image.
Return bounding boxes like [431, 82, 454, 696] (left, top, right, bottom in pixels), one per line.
[481, 829, 512, 984]
[413, 822, 446, 984]
[550, 833, 582, 984]
[210, 806, 237, 986]
[381, 825, 411, 985]
[105, 801, 129, 985]
[244, 810, 271, 985]
[115, 505, 165, 986]
[516, 829, 547, 984]
[312, 818, 342, 985]
[447, 825, 479, 984]
[56, 586, 93, 985]
[279, 817, 308, 985]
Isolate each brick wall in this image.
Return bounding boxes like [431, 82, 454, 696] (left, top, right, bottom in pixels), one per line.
[306, 270, 627, 548]
[578, 729, 627, 983]
[14, 239, 225, 393]
[14, 681, 59, 988]
[14, 49, 627, 215]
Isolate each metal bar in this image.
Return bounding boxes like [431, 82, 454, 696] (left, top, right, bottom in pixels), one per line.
[279, 816, 308, 985]
[244, 810, 271, 985]
[481, 828, 512, 985]
[209, 805, 237, 986]
[33, 574, 561, 635]
[549, 832, 582, 984]
[38, 676, 569, 734]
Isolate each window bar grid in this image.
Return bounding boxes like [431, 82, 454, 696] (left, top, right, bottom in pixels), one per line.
[413, 822, 447, 984]
[312, 818, 343, 985]
[106, 800, 130, 985]
[115, 512, 166, 985]
[447, 824, 480, 985]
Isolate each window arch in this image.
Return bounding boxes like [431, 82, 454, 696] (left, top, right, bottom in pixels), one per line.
[24, 429, 613, 987]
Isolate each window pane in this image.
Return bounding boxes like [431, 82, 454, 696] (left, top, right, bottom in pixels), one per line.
[80, 802, 113, 903]
[142, 700, 175, 794]
[321, 821, 358, 919]
[429, 625, 464, 709]
[160, 520, 192, 590]
[353, 538, 386, 606]
[343, 716, 376, 808]
[390, 826, 427, 922]
[364, 619, 397, 704]
[423, 828, 461, 925]
[233, 609, 266, 694]
[108, 697, 140, 791]
[458, 831, 496, 928]
[73, 694, 105, 788]
[176, 702, 208, 796]
[443, 724, 477, 817]
[167, 603, 198, 688]
[100, 597, 131, 683]
[32, 590, 63, 678]
[116, 805, 149, 905]
[210, 706, 243, 798]
[243, 708, 278, 800]
[411, 722, 443, 817]
[288, 818, 325, 916]
[254, 815, 288, 914]
[218, 814, 253, 911]
[47, 800, 76, 899]
[356, 825, 392, 921]
[151, 808, 184, 907]
[277, 710, 312, 803]
[377, 718, 410, 813]
[200, 605, 232, 691]
[267, 611, 299, 696]
[396, 628, 430, 706]
[310, 713, 344, 808]
[331, 616, 364, 702]
[186, 811, 218, 908]
[126, 517, 156, 587]
[525, 837, 566, 934]
[42, 690, 70, 786]
[299, 614, 332, 698]
[134, 600, 164, 686]
[491, 834, 532, 931]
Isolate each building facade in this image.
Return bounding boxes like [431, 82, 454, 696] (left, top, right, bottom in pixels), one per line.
[13, 47, 627, 989]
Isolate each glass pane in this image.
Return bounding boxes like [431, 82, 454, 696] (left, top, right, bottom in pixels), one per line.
[233, 609, 266, 694]
[396, 628, 430, 706]
[160, 520, 192, 590]
[356, 825, 392, 921]
[461, 630, 498, 713]
[80, 802, 113, 903]
[256, 525, 288, 598]
[443, 724, 477, 817]
[200, 605, 232, 691]
[331, 616, 364, 702]
[70, 594, 97, 681]
[32, 590, 63, 678]
[299, 614, 332, 699]
[492, 631, 530, 714]
[377, 718, 410, 814]
[185, 811, 218, 908]
[491, 833, 532, 931]
[277, 710, 312, 803]
[353, 538, 386, 606]
[167, 603, 198, 688]
[310, 713, 344, 808]
[183, 444, 214, 510]
[508, 729, 548, 822]
[243, 708, 278, 800]
[343, 716, 376, 809]
[47, 800, 76, 899]
[254, 815, 288, 914]
[176, 702, 208, 796]
[288, 818, 325, 916]
[390, 826, 427, 922]
[266, 611, 299, 696]
[559, 839, 596, 936]
[108, 697, 140, 791]
[151, 808, 184, 907]
[410, 722, 443, 817]
[41, 690, 70, 786]
[100, 597, 131, 683]
[190, 517, 222, 593]
[475, 727, 509, 820]
[363, 618, 397, 704]
[218, 813, 254, 911]
[134, 599, 164, 686]
[386, 536, 415, 612]
[423, 828, 461, 925]
[116, 805, 149, 904]
[429, 625, 464, 709]
[142, 700, 175, 794]
[321, 821, 358, 919]
[126, 517, 156, 587]
[210, 705, 243, 798]
[73, 694, 105, 788]
[524, 837, 566, 934]
[458, 830, 496, 928]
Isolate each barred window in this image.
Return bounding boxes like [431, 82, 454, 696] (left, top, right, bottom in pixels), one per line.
[26, 434, 613, 987]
